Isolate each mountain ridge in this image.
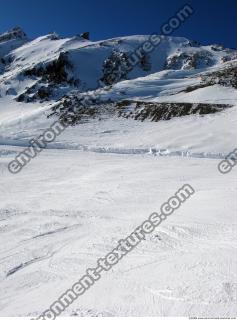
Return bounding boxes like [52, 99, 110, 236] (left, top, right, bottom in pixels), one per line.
[0, 27, 237, 128]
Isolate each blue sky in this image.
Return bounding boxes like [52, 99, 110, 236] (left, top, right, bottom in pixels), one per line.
[0, 0, 236, 48]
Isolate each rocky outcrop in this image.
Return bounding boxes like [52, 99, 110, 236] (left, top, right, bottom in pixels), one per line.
[48, 92, 232, 126]
[100, 50, 131, 85]
[0, 27, 27, 43]
[0, 27, 28, 73]
[201, 64, 237, 89]
[48, 93, 110, 125]
[139, 53, 151, 71]
[17, 83, 53, 103]
[17, 53, 79, 102]
[165, 51, 213, 70]
[100, 49, 152, 86]
[115, 100, 232, 121]
[80, 32, 90, 40]
[23, 52, 74, 84]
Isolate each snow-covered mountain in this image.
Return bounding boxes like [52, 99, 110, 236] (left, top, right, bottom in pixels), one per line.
[0, 27, 237, 152]
[0, 27, 236, 102]
[0, 28, 237, 318]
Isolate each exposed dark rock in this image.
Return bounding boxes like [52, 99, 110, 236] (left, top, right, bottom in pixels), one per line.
[181, 83, 211, 93]
[24, 52, 73, 84]
[201, 64, 237, 89]
[139, 53, 151, 71]
[80, 32, 90, 40]
[0, 26, 27, 43]
[16, 82, 54, 102]
[16, 93, 25, 102]
[48, 91, 232, 126]
[48, 92, 114, 125]
[185, 40, 201, 47]
[6, 87, 17, 96]
[37, 87, 52, 100]
[165, 51, 213, 70]
[116, 100, 232, 121]
[47, 32, 60, 40]
[221, 55, 237, 63]
[210, 44, 224, 51]
[19, 52, 81, 102]
[100, 50, 131, 85]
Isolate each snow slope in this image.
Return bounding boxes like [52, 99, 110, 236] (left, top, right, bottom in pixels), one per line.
[0, 148, 236, 317]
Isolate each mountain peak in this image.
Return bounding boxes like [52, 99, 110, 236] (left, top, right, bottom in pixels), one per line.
[0, 26, 27, 43]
